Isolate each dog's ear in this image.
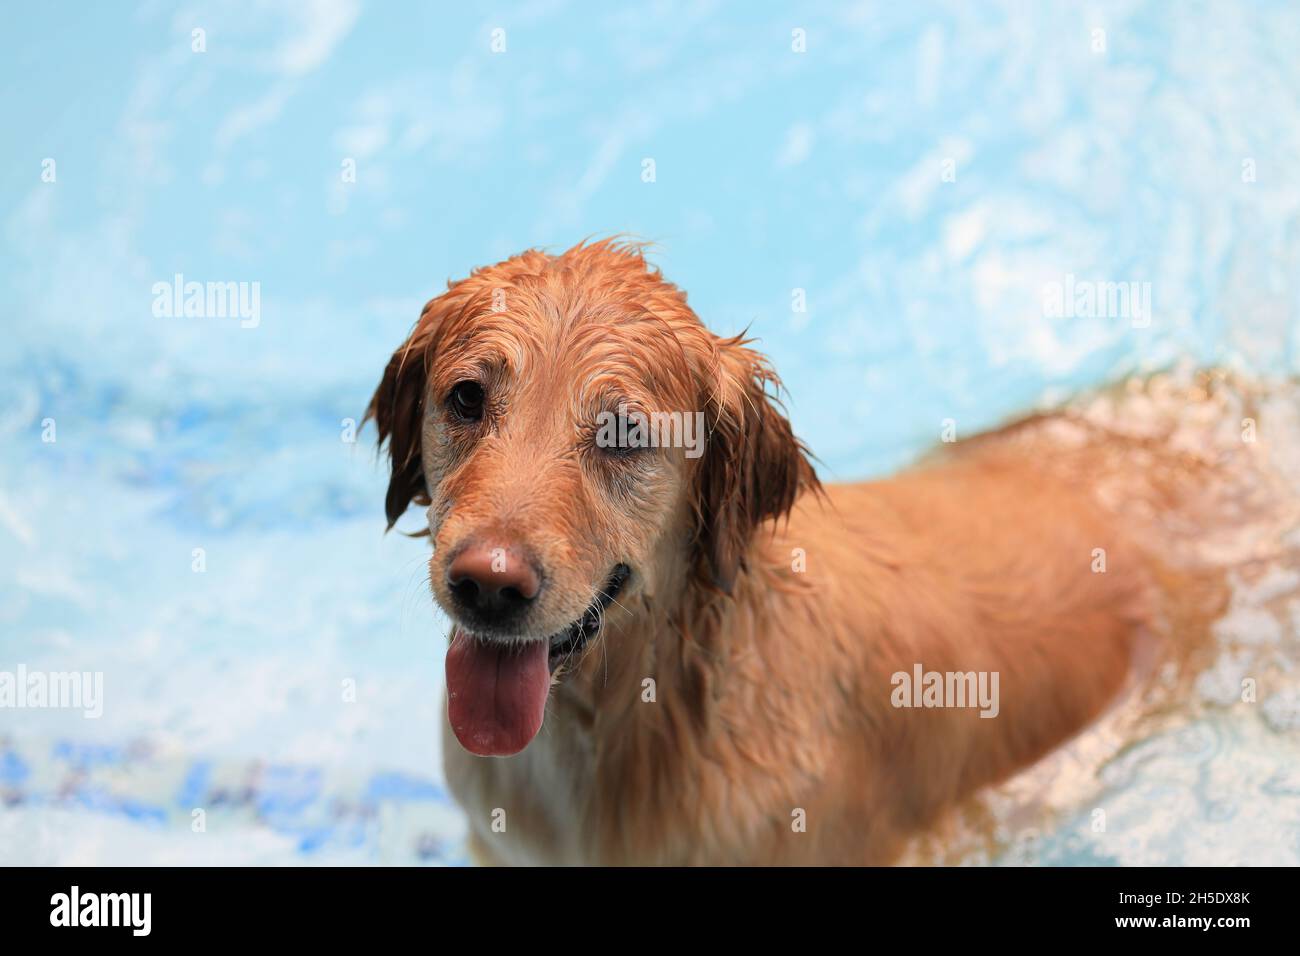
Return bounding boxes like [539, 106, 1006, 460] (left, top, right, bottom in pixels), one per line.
[365, 304, 438, 531]
[691, 335, 819, 594]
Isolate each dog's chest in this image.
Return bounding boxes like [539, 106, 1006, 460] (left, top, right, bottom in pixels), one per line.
[442, 702, 602, 865]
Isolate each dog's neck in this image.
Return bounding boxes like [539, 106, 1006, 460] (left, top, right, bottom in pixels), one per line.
[559, 533, 803, 733]
[544, 542, 818, 862]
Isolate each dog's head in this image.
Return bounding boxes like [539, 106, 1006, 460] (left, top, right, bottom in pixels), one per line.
[366, 240, 817, 756]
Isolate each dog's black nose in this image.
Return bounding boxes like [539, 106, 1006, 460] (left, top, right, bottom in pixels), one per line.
[446, 541, 541, 627]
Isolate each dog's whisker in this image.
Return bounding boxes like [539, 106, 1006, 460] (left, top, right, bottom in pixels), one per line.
[398, 555, 438, 633]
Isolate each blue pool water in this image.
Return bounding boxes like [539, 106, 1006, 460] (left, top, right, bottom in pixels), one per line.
[2, 1, 1299, 864]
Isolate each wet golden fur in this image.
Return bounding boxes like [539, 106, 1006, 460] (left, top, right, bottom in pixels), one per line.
[368, 240, 1188, 865]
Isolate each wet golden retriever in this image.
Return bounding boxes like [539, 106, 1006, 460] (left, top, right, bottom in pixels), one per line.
[367, 239, 1275, 865]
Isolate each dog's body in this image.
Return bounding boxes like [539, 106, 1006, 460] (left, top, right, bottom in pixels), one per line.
[369, 240, 1292, 865]
[446, 455, 1151, 865]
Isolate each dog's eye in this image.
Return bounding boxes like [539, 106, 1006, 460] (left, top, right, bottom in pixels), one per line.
[448, 381, 485, 421]
[594, 413, 647, 459]
[605, 417, 639, 457]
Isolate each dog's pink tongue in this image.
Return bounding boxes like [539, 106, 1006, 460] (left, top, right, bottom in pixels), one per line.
[446, 631, 550, 757]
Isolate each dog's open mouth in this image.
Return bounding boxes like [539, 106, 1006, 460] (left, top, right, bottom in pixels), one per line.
[445, 564, 631, 757]
[545, 563, 631, 672]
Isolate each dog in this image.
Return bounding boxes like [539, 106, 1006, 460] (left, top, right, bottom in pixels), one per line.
[367, 239, 1292, 865]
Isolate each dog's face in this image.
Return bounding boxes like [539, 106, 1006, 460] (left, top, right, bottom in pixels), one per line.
[368, 241, 815, 756]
